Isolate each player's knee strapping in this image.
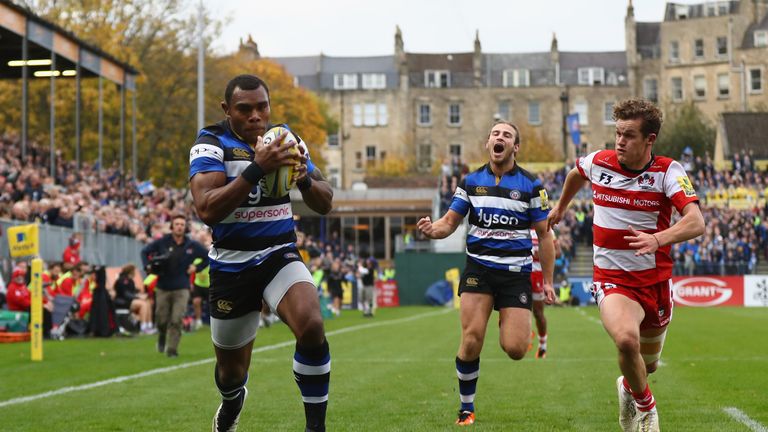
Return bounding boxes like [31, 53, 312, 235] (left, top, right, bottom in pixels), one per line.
[639, 330, 667, 368]
[456, 356, 480, 412]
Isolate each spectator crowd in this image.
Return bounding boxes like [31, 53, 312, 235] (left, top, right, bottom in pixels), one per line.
[2, 129, 768, 340]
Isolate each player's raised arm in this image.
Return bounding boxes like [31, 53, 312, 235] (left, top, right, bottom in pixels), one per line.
[532, 219, 556, 305]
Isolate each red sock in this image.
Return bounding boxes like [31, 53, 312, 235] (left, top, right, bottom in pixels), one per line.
[630, 384, 656, 412]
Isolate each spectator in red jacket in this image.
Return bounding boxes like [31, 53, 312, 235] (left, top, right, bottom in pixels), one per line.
[6, 266, 52, 336]
[6, 267, 30, 311]
[62, 234, 82, 265]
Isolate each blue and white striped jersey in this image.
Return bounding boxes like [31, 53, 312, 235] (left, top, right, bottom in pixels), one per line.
[449, 163, 550, 272]
[189, 121, 314, 273]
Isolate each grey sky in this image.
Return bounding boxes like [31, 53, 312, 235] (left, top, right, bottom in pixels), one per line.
[202, 0, 677, 57]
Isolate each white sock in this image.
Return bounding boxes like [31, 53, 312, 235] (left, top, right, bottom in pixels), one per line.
[539, 335, 548, 351]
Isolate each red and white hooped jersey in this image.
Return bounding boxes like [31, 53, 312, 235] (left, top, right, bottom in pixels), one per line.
[530, 229, 556, 273]
[577, 150, 699, 287]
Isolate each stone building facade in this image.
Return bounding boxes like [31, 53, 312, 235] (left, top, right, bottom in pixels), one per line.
[254, 0, 768, 189]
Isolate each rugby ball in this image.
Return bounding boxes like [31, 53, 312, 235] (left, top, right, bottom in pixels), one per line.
[260, 126, 300, 198]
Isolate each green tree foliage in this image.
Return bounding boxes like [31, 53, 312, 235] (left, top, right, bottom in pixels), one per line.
[2, 0, 332, 185]
[654, 102, 715, 159]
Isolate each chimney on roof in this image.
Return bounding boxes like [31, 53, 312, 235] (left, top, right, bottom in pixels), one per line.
[627, 0, 634, 18]
[395, 26, 408, 90]
[473, 29, 483, 87]
[238, 33, 260, 60]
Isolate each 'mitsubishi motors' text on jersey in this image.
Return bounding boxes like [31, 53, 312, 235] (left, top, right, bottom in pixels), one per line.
[188, 121, 314, 273]
[449, 164, 550, 272]
[577, 150, 699, 286]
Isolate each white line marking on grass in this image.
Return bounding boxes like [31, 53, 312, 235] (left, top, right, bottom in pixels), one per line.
[574, 307, 602, 325]
[723, 407, 768, 432]
[0, 308, 453, 409]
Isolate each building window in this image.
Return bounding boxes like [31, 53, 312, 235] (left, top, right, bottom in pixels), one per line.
[643, 78, 658, 103]
[448, 103, 461, 125]
[603, 102, 615, 124]
[717, 73, 730, 97]
[719, 2, 729, 14]
[755, 30, 768, 48]
[378, 103, 388, 126]
[361, 73, 386, 89]
[363, 104, 377, 126]
[425, 70, 450, 88]
[355, 103, 388, 127]
[418, 144, 432, 170]
[573, 102, 589, 126]
[669, 41, 680, 62]
[694, 39, 704, 59]
[328, 168, 340, 188]
[418, 103, 431, 125]
[366, 145, 376, 167]
[717, 36, 728, 57]
[328, 134, 339, 147]
[449, 144, 462, 157]
[671, 77, 684, 101]
[496, 101, 510, 121]
[528, 101, 541, 124]
[353, 104, 362, 126]
[693, 75, 707, 99]
[749, 68, 763, 93]
[355, 151, 363, 170]
[577, 67, 604, 85]
[502, 69, 530, 87]
[334, 73, 358, 90]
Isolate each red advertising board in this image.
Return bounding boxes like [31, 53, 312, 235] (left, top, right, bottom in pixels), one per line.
[375, 280, 400, 307]
[671, 276, 744, 307]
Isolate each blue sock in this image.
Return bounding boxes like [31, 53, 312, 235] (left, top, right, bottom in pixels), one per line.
[294, 339, 330, 432]
[456, 356, 479, 412]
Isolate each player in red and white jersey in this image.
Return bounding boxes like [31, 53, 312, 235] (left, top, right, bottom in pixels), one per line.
[547, 99, 704, 432]
[530, 229, 559, 359]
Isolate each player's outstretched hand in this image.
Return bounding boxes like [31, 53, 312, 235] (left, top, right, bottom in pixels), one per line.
[546, 205, 564, 232]
[624, 225, 659, 256]
[543, 282, 556, 305]
[253, 132, 299, 173]
[417, 216, 434, 239]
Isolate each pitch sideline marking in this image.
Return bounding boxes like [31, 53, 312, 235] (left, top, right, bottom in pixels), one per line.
[0, 308, 453, 409]
[723, 407, 768, 432]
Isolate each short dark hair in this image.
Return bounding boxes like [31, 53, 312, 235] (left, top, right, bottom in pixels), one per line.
[224, 74, 270, 105]
[613, 98, 663, 138]
[488, 121, 521, 145]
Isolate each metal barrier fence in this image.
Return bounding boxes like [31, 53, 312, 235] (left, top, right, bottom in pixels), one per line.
[0, 219, 145, 279]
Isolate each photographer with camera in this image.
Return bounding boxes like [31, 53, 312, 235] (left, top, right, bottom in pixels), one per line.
[141, 214, 208, 357]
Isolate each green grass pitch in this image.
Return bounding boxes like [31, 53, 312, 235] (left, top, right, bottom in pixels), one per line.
[1, 306, 766, 431]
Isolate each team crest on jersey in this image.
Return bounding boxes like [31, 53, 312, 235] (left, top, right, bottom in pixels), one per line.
[676, 176, 696, 197]
[509, 190, 521, 200]
[539, 190, 549, 210]
[638, 174, 656, 190]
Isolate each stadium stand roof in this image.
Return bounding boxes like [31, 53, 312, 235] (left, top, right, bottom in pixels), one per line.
[0, 0, 138, 89]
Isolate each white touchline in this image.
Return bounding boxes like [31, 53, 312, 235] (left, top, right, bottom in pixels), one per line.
[0, 309, 453, 409]
[724, 407, 768, 432]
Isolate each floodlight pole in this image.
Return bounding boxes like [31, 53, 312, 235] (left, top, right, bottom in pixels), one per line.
[21, 26, 28, 160]
[197, 0, 205, 131]
[49, 52, 56, 178]
[98, 76, 103, 175]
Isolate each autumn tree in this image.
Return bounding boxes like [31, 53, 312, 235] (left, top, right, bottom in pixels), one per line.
[654, 102, 715, 159]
